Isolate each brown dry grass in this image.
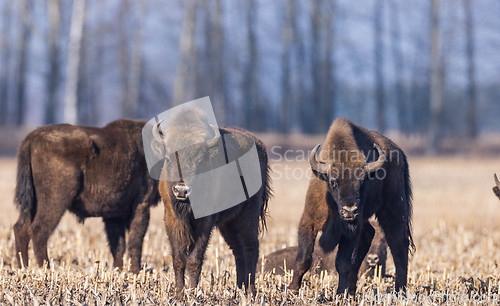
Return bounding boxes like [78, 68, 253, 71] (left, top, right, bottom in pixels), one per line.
[0, 156, 500, 304]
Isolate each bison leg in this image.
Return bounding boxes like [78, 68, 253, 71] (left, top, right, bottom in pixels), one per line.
[335, 234, 359, 295]
[13, 208, 32, 268]
[377, 212, 409, 291]
[30, 199, 66, 267]
[186, 229, 212, 290]
[103, 218, 126, 270]
[219, 221, 247, 288]
[171, 246, 188, 298]
[126, 202, 150, 274]
[347, 223, 375, 292]
[289, 219, 323, 291]
[240, 224, 260, 293]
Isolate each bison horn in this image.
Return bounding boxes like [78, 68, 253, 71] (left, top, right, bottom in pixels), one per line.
[152, 120, 165, 142]
[206, 124, 220, 148]
[364, 143, 386, 173]
[309, 144, 330, 179]
[495, 173, 500, 189]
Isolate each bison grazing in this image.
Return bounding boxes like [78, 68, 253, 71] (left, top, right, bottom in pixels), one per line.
[14, 119, 159, 273]
[259, 220, 387, 278]
[494, 174, 500, 199]
[154, 108, 271, 297]
[289, 118, 414, 295]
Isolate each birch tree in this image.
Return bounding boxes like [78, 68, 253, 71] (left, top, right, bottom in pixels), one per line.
[45, 0, 62, 124]
[63, 0, 86, 124]
[428, 0, 444, 153]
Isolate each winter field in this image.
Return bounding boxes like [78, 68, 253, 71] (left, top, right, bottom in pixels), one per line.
[0, 155, 499, 304]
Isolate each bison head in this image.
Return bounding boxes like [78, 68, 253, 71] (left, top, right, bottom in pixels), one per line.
[152, 108, 220, 201]
[494, 174, 500, 200]
[309, 143, 386, 222]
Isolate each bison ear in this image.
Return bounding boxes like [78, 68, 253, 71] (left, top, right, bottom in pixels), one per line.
[312, 169, 329, 182]
[206, 124, 220, 148]
[493, 187, 500, 199]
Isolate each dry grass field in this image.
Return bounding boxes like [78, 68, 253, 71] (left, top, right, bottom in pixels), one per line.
[0, 155, 500, 304]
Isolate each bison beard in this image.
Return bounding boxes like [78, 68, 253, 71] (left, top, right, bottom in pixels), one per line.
[13, 119, 159, 273]
[289, 118, 414, 295]
[159, 124, 271, 298]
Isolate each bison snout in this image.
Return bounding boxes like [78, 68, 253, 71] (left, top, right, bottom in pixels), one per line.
[340, 205, 359, 221]
[366, 254, 379, 267]
[172, 182, 192, 201]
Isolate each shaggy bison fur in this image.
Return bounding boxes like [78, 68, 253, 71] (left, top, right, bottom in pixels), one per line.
[14, 119, 159, 273]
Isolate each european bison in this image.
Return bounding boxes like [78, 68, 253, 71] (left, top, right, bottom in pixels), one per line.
[289, 118, 414, 295]
[14, 119, 159, 273]
[258, 220, 387, 278]
[494, 174, 500, 199]
[153, 108, 271, 297]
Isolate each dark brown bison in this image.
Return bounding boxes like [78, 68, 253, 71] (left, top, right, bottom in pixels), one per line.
[13, 119, 159, 273]
[494, 174, 500, 199]
[289, 118, 414, 295]
[153, 108, 271, 297]
[258, 220, 387, 277]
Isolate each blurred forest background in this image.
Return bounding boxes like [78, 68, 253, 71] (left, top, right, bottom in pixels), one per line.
[0, 0, 499, 154]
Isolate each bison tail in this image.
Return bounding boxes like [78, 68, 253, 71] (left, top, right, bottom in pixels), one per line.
[403, 158, 416, 255]
[259, 155, 273, 233]
[14, 140, 36, 219]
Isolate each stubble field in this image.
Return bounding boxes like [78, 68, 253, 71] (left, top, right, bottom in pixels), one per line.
[0, 155, 499, 304]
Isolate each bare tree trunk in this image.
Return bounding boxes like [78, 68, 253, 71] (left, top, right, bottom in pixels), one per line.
[64, 0, 86, 124]
[428, 0, 444, 153]
[389, 0, 407, 133]
[309, 0, 322, 134]
[463, 0, 477, 138]
[0, 2, 12, 125]
[118, 0, 130, 116]
[374, 0, 386, 133]
[213, 0, 227, 125]
[173, 0, 197, 104]
[124, 0, 147, 118]
[45, 0, 61, 124]
[243, 0, 259, 130]
[293, 0, 306, 133]
[280, 0, 293, 134]
[14, 0, 33, 126]
[321, 0, 335, 133]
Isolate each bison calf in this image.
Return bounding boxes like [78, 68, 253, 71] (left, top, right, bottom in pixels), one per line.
[259, 221, 387, 278]
[153, 108, 271, 297]
[494, 174, 500, 199]
[13, 119, 159, 273]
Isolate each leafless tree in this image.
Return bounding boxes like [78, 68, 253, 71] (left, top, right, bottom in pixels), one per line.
[0, 2, 12, 125]
[44, 0, 62, 124]
[308, 0, 322, 133]
[14, 0, 33, 126]
[242, 0, 260, 130]
[428, 0, 444, 153]
[319, 0, 335, 133]
[173, 0, 198, 104]
[389, 0, 408, 133]
[374, 0, 386, 133]
[463, 0, 477, 138]
[124, 0, 147, 118]
[280, 0, 293, 134]
[63, 0, 87, 124]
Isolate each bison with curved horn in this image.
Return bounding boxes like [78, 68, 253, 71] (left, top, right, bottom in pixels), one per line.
[13, 119, 159, 273]
[494, 174, 500, 199]
[289, 118, 414, 295]
[152, 107, 271, 297]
